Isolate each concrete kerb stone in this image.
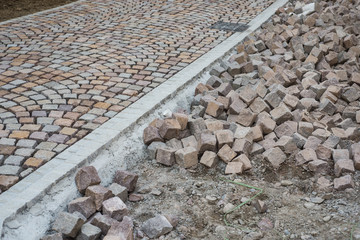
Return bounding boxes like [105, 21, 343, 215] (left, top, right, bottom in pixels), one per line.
[0, 0, 288, 237]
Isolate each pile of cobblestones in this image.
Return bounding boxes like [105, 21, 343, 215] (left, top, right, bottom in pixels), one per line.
[144, 0, 360, 192]
[42, 166, 177, 239]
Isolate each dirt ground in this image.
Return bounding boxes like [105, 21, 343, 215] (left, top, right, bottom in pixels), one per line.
[0, 0, 77, 22]
[129, 154, 360, 240]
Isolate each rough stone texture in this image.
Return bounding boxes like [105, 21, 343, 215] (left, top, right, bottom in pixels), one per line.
[316, 145, 332, 160]
[173, 113, 188, 130]
[263, 147, 286, 169]
[75, 166, 101, 194]
[275, 136, 297, 154]
[298, 122, 313, 138]
[225, 162, 244, 174]
[200, 151, 218, 168]
[141, 215, 173, 239]
[332, 149, 350, 162]
[215, 129, 234, 148]
[308, 160, 329, 174]
[90, 213, 119, 235]
[158, 119, 182, 140]
[156, 147, 176, 167]
[147, 141, 167, 160]
[253, 200, 267, 213]
[108, 183, 128, 202]
[217, 144, 237, 163]
[258, 116, 276, 134]
[0, 175, 19, 191]
[232, 138, 252, 156]
[198, 133, 217, 153]
[76, 223, 102, 240]
[334, 159, 355, 177]
[181, 135, 198, 149]
[68, 196, 97, 219]
[143, 126, 163, 145]
[276, 119, 297, 136]
[165, 138, 183, 150]
[41, 233, 63, 240]
[206, 101, 224, 118]
[175, 147, 198, 169]
[85, 185, 114, 211]
[236, 109, 257, 127]
[334, 175, 354, 191]
[102, 197, 128, 221]
[52, 212, 85, 238]
[270, 104, 292, 125]
[113, 170, 138, 192]
[104, 216, 133, 240]
[296, 149, 318, 165]
[233, 154, 252, 171]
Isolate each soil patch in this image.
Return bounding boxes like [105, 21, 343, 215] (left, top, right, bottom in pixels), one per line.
[0, 0, 77, 22]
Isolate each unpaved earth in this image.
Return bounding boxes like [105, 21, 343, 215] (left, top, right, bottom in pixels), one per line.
[0, 0, 77, 22]
[128, 155, 360, 240]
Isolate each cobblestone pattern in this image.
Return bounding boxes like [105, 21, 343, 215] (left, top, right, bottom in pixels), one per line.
[0, 0, 274, 192]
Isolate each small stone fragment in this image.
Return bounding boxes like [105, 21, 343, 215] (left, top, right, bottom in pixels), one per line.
[128, 193, 144, 202]
[253, 200, 267, 213]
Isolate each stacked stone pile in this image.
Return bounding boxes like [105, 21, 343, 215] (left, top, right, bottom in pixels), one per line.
[143, 0, 360, 192]
[41, 166, 176, 239]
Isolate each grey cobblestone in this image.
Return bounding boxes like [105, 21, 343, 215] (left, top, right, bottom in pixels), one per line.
[4, 156, 25, 166]
[0, 165, 21, 175]
[0, 138, 16, 146]
[36, 142, 58, 151]
[17, 139, 37, 148]
[14, 148, 36, 157]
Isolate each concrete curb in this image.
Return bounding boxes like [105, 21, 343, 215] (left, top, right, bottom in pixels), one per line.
[0, 0, 288, 237]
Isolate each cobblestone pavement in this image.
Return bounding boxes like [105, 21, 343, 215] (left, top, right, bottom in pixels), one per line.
[0, 0, 274, 192]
